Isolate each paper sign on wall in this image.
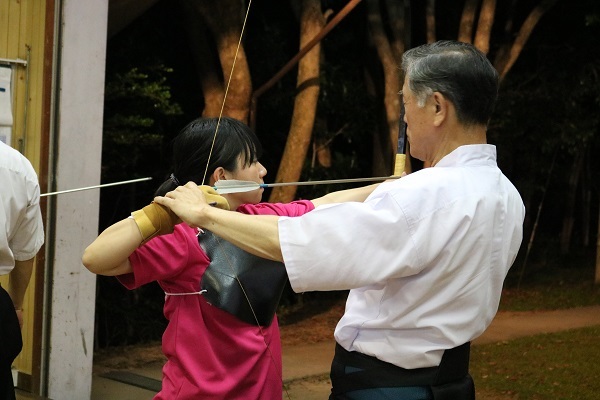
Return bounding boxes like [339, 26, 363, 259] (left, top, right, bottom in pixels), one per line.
[0, 65, 14, 144]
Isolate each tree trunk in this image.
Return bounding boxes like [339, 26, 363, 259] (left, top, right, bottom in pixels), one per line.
[425, 0, 436, 43]
[473, 0, 496, 55]
[596, 198, 600, 284]
[560, 147, 585, 256]
[362, 64, 388, 176]
[268, 0, 324, 203]
[492, 0, 517, 73]
[383, 0, 407, 63]
[494, 0, 560, 82]
[458, 0, 479, 44]
[179, 0, 224, 117]
[189, 0, 252, 122]
[366, 0, 402, 177]
[581, 148, 591, 247]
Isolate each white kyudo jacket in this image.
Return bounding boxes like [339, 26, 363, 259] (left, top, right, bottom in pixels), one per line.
[279, 144, 525, 369]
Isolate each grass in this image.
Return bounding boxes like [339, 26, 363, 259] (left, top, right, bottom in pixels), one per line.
[499, 281, 600, 311]
[501, 265, 600, 311]
[471, 326, 600, 399]
[472, 265, 600, 399]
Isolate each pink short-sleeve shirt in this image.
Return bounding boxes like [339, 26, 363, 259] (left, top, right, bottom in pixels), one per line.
[119, 200, 314, 400]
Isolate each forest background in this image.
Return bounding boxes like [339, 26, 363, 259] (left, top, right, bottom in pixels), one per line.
[94, 0, 600, 348]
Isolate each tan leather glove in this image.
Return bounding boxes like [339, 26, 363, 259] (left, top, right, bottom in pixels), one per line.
[199, 185, 230, 211]
[132, 202, 179, 245]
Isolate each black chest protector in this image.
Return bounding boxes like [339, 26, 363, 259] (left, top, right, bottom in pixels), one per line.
[198, 230, 288, 326]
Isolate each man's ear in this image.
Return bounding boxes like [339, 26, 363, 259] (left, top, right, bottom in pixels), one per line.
[432, 92, 448, 127]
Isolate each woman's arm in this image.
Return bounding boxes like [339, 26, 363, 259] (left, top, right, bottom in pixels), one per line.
[82, 218, 142, 276]
[83, 200, 182, 276]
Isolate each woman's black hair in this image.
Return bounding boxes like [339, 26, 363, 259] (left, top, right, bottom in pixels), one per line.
[154, 117, 262, 197]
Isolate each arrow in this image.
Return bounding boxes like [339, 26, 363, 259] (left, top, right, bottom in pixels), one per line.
[41, 177, 152, 197]
[213, 175, 401, 194]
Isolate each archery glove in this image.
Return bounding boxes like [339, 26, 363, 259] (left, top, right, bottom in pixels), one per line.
[132, 186, 229, 245]
[132, 202, 179, 245]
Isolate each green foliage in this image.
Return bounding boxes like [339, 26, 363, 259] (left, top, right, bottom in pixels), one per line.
[295, 61, 380, 200]
[103, 65, 183, 182]
[489, 6, 600, 263]
[97, 31, 185, 349]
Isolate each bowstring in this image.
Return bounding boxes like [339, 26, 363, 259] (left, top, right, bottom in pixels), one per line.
[201, 2, 292, 398]
[202, 1, 253, 185]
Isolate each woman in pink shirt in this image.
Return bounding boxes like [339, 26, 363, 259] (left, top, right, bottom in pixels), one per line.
[83, 117, 378, 399]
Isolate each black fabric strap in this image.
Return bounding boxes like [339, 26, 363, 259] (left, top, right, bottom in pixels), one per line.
[331, 342, 471, 395]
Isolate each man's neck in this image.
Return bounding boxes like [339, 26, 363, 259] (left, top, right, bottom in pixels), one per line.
[429, 125, 487, 167]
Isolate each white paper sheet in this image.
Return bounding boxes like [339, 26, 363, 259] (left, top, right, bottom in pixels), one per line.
[0, 65, 14, 127]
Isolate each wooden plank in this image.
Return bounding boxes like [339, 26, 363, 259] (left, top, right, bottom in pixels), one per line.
[0, 0, 10, 54]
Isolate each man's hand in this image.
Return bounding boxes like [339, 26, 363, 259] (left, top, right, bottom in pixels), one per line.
[154, 182, 229, 229]
[156, 182, 284, 261]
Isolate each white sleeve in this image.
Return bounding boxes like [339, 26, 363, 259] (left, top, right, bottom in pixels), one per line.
[279, 193, 420, 293]
[11, 170, 44, 261]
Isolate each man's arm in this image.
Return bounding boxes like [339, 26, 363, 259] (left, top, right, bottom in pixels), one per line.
[154, 180, 395, 261]
[202, 207, 282, 261]
[154, 182, 283, 261]
[9, 258, 35, 328]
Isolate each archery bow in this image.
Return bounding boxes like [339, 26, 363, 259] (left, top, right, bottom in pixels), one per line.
[213, 175, 401, 194]
[394, 103, 408, 176]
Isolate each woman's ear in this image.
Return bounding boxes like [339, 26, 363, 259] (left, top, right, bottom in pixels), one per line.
[210, 167, 227, 185]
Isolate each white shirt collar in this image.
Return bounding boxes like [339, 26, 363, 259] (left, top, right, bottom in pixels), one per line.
[436, 144, 497, 168]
